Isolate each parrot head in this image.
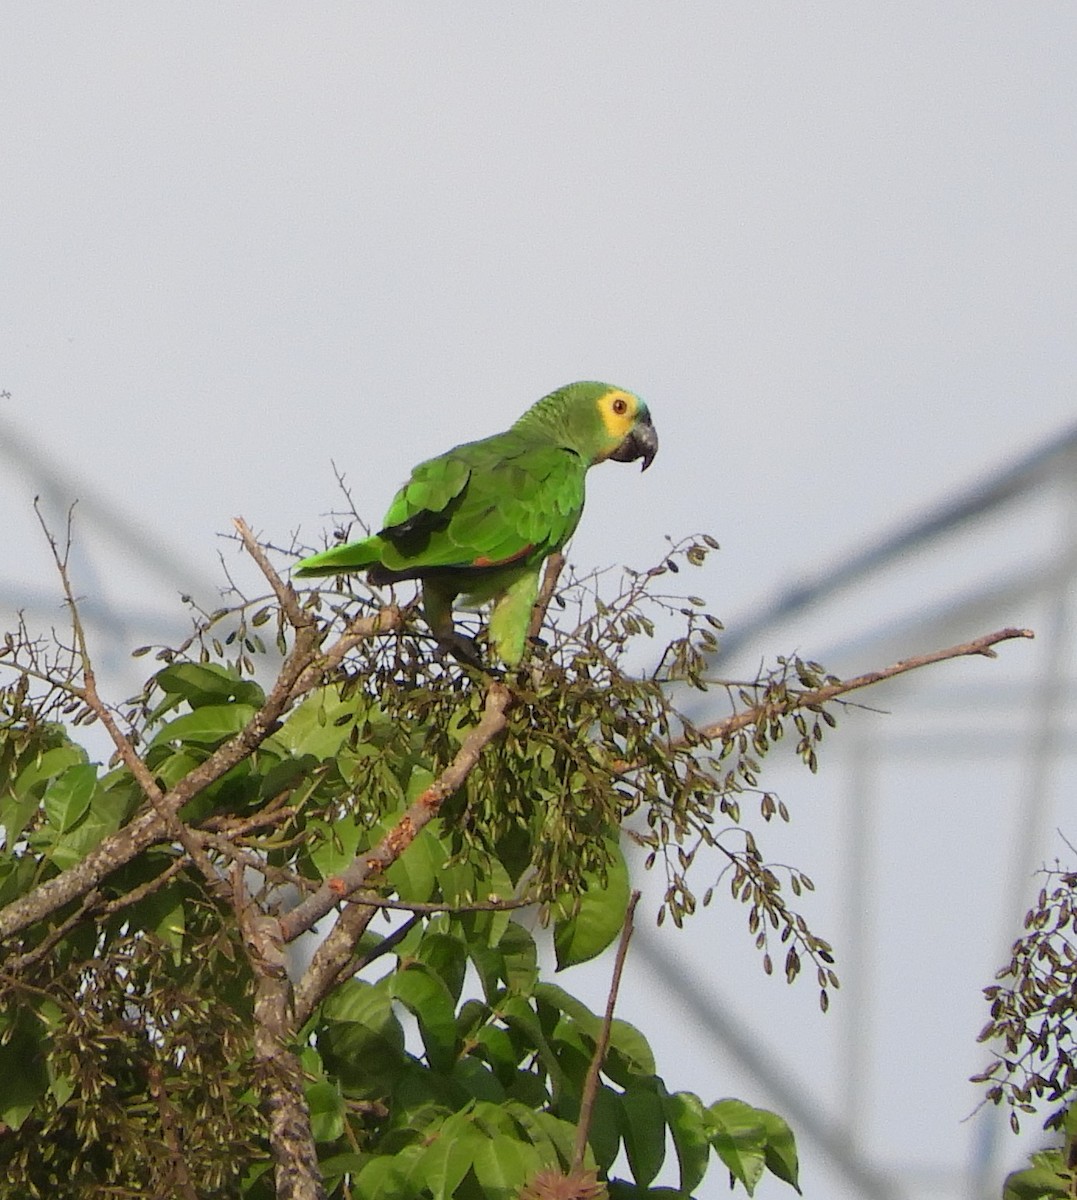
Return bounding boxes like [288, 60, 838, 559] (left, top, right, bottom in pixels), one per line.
[603, 390, 658, 471]
[518, 381, 658, 470]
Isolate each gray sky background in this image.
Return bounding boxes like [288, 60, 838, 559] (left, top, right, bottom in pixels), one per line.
[3, 7, 1076, 1198]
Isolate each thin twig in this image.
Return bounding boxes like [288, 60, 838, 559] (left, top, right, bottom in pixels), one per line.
[348, 912, 423, 972]
[617, 627, 1035, 772]
[0, 519, 393, 943]
[147, 1061, 200, 1200]
[4, 889, 101, 974]
[193, 830, 319, 895]
[331, 892, 538, 916]
[233, 518, 310, 631]
[572, 889, 641, 1173]
[37, 502, 231, 901]
[291, 603, 408, 697]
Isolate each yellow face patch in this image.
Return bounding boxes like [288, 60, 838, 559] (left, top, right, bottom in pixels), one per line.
[597, 388, 641, 442]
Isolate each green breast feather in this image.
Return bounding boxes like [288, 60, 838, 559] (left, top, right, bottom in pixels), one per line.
[295, 381, 657, 665]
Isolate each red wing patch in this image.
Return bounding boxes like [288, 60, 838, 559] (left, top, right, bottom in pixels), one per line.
[472, 544, 534, 568]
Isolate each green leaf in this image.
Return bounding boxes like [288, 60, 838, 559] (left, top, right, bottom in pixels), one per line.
[49, 801, 127, 870]
[587, 1084, 624, 1173]
[471, 1132, 544, 1199]
[318, 1152, 368, 1190]
[603, 1018, 657, 1083]
[503, 1103, 574, 1169]
[272, 686, 369, 759]
[148, 749, 204, 789]
[1002, 1164, 1070, 1200]
[525, 1110, 579, 1169]
[553, 838, 630, 968]
[663, 1089, 711, 1194]
[148, 704, 257, 749]
[498, 921, 539, 994]
[507, 1069, 549, 1109]
[498, 995, 568, 1093]
[414, 1118, 486, 1200]
[12, 744, 87, 800]
[309, 814, 364, 879]
[607, 1185, 685, 1200]
[130, 884, 186, 957]
[436, 858, 478, 906]
[708, 1098, 768, 1195]
[93, 775, 139, 828]
[757, 1106, 800, 1191]
[48, 1069, 75, 1109]
[0, 787, 43, 846]
[155, 661, 265, 709]
[416, 927, 468, 1003]
[390, 964, 459, 1072]
[0, 1012, 49, 1129]
[620, 1083, 667, 1187]
[320, 980, 408, 1098]
[43, 763, 98, 833]
[0, 857, 37, 908]
[475, 1023, 521, 1083]
[385, 824, 443, 903]
[451, 1057, 506, 1103]
[354, 1152, 414, 1200]
[306, 1079, 345, 1143]
[533, 982, 601, 1040]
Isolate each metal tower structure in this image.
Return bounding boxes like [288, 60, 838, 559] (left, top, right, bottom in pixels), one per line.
[3, 410, 1075, 1197]
[0, 413, 219, 686]
[634, 422, 1077, 1199]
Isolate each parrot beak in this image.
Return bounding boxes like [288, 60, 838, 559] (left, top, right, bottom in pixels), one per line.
[609, 412, 658, 471]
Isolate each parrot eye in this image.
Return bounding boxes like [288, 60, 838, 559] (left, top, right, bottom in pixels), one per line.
[612, 396, 628, 415]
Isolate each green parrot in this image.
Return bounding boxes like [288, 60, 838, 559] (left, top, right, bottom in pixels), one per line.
[294, 381, 658, 666]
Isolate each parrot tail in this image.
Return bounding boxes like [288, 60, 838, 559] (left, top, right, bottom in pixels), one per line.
[292, 536, 384, 578]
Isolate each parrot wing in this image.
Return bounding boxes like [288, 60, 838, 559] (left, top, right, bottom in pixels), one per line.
[292, 445, 474, 577]
[375, 439, 587, 576]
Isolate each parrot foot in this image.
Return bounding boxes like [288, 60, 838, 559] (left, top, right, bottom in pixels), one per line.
[438, 632, 487, 671]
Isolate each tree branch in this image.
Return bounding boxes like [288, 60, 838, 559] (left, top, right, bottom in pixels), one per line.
[572, 889, 640, 1173]
[233, 517, 309, 630]
[650, 626, 1034, 766]
[528, 551, 565, 642]
[289, 681, 512, 1023]
[147, 1061, 200, 1200]
[281, 681, 512, 943]
[0, 520, 399, 944]
[293, 902, 379, 1026]
[232, 866, 326, 1200]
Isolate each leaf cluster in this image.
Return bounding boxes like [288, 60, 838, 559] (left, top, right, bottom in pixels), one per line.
[975, 867, 1077, 1133]
[0, 531, 841, 1197]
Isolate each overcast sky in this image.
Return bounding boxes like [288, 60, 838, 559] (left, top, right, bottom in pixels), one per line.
[3, 7, 1076, 1198]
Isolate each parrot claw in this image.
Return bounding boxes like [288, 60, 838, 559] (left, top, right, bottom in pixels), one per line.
[438, 632, 486, 671]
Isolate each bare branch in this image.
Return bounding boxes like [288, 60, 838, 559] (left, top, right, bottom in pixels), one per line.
[231, 867, 326, 1200]
[572, 889, 641, 1173]
[291, 603, 408, 697]
[36, 503, 231, 902]
[528, 551, 565, 641]
[0, 518, 412, 944]
[630, 626, 1035, 769]
[332, 892, 537, 915]
[147, 1062, 200, 1200]
[233, 517, 310, 631]
[293, 902, 379, 1025]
